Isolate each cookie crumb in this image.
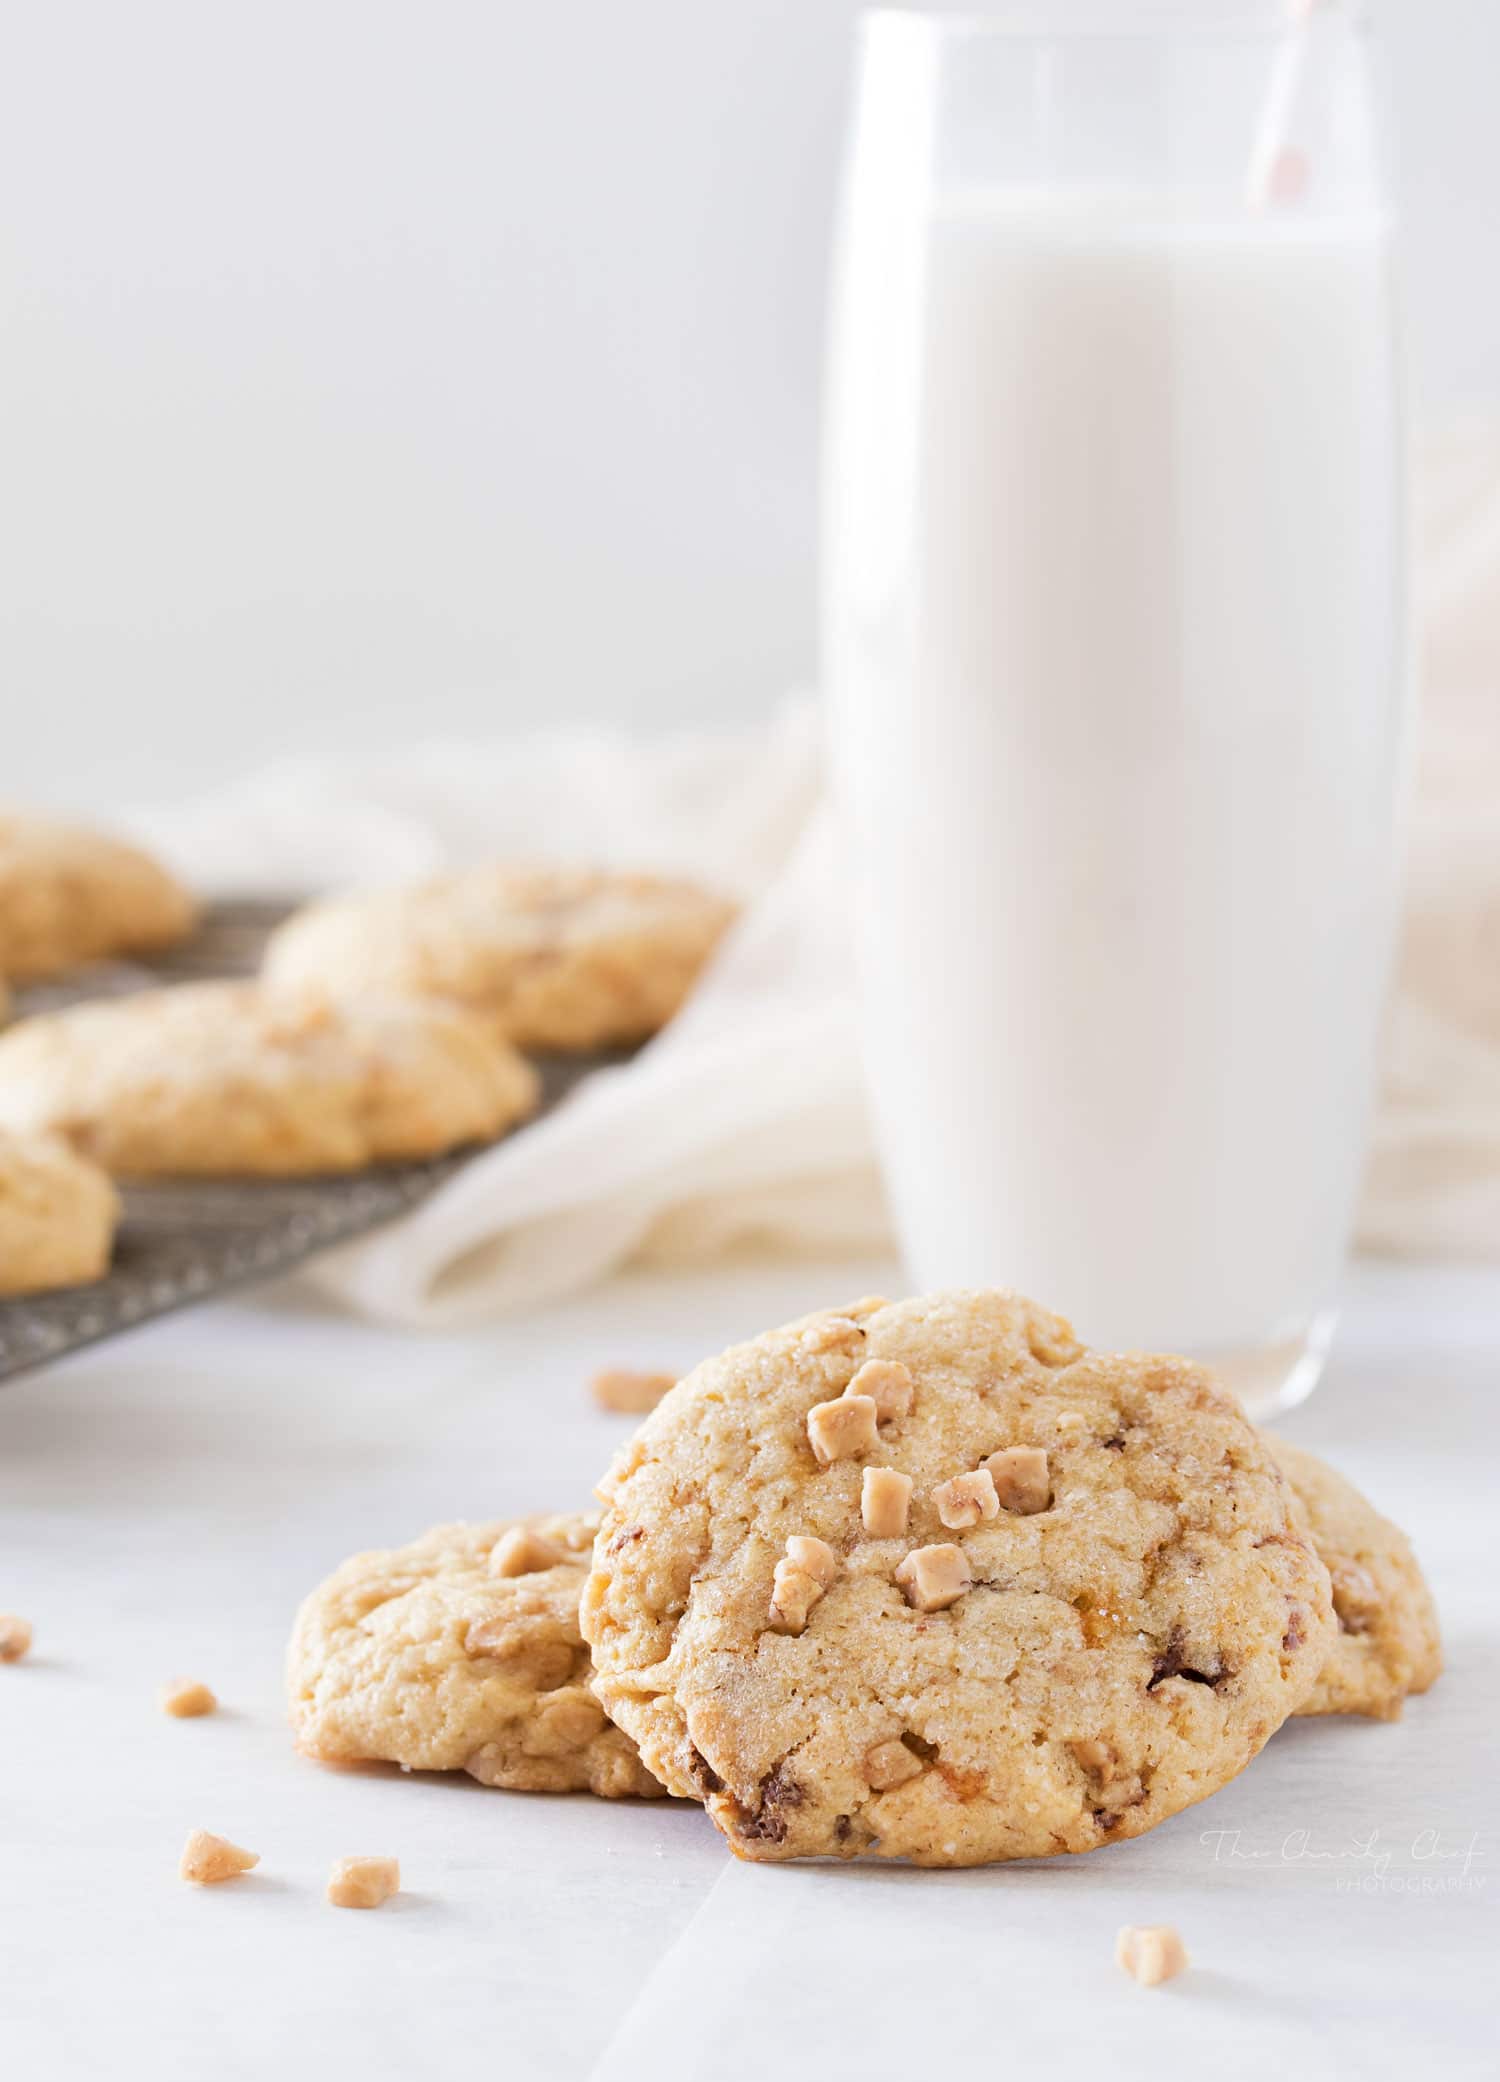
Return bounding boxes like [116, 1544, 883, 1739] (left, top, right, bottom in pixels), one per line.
[894, 1543, 972, 1613]
[933, 1468, 1000, 1529]
[591, 1368, 676, 1415]
[806, 1394, 879, 1466]
[489, 1527, 562, 1578]
[861, 1467, 913, 1538]
[863, 1738, 924, 1791]
[159, 1677, 217, 1718]
[327, 1856, 401, 1910]
[180, 1830, 259, 1885]
[768, 1562, 825, 1636]
[784, 1536, 839, 1589]
[0, 1614, 33, 1662]
[1116, 1924, 1188, 1986]
[984, 1445, 1051, 1515]
[846, 1359, 913, 1422]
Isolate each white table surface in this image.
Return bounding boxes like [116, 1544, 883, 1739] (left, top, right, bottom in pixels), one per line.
[2, 1254, 1495, 2081]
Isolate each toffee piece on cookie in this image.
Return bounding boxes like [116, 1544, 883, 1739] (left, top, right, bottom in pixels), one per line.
[581, 1289, 1337, 1867]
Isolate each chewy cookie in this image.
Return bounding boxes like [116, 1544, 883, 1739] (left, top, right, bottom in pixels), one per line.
[0, 981, 537, 1177]
[582, 1290, 1336, 1866]
[1269, 1436, 1442, 1722]
[261, 865, 737, 1051]
[0, 1127, 119, 1296]
[0, 813, 194, 981]
[288, 1515, 664, 1799]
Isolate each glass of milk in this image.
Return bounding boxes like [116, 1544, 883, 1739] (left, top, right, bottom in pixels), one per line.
[823, 5, 1409, 1416]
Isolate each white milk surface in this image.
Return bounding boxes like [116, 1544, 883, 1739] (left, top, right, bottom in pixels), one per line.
[827, 197, 1407, 1357]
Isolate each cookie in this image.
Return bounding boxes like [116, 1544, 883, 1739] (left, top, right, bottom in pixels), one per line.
[261, 865, 737, 1050]
[0, 812, 194, 981]
[581, 1290, 1336, 1867]
[0, 1127, 119, 1296]
[1268, 1435, 1442, 1722]
[0, 981, 537, 1177]
[288, 1515, 665, 1799]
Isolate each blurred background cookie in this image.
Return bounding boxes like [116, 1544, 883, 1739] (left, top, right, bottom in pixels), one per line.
[262, 865, 737, 1050]
[0, 1127, 118, 1296]
[0, 813, 195, 981]
[0, 981, 537, 1177]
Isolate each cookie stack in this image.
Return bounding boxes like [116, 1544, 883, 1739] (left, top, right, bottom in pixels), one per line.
[0, 820, 736, 1295]
[288, 1289, 1440, 1867]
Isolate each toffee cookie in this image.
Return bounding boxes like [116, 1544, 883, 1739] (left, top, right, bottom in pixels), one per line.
[0, 1127, 119, 1295]
[1269, 1436, 1442, 1722]
[582, 1290, 1335, 1866]
[288, 1515, 664, 1798]
[261, 865, 737, 1051]
[0, 813, 194, 980]
[0, 981, 536, 1177]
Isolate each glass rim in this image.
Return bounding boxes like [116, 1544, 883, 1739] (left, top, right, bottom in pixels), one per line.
[860, 5, 1357, 45]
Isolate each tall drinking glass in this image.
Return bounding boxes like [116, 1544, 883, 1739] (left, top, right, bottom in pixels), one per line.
[823, 6, 1409, 1416]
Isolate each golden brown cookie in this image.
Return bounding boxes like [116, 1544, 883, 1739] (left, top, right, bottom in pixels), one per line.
[0, 812, 194, 980]
[0, 981, 537, 1177]
[582, 1290, 1336, 1867]
[0, 1127, 119, 1295]
[1268, 1435, 1442, 1722]
[261, 865, 737, 1050]
[288, 1515, 665, 1799]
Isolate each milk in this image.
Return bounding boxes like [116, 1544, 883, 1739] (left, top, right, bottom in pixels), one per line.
[825, 197, 1407, 1384]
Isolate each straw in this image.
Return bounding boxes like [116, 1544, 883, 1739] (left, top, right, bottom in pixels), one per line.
[1244, 0, 1332, 210]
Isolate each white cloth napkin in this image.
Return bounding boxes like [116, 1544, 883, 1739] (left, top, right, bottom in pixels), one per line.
[129, 431, 1500, 1322]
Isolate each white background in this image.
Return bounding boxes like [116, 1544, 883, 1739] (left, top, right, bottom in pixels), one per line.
[2, 0, 1497, 809]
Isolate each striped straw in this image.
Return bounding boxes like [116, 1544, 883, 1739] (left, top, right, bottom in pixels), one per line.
[1244, 0, 1335, 210]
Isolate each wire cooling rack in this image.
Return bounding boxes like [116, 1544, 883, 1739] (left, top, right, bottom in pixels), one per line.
[0, 901, 604, 1385]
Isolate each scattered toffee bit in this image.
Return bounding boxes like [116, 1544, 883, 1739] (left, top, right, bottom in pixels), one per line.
[1116, 1924, 1189, 1986]
[0, 1614, 33, 1663]
[179, 1830, 259, 1885]
[159, 1678, 217, 1718]
[591, 1368, 677, 1415]
[327, 1856, 401, 1910]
